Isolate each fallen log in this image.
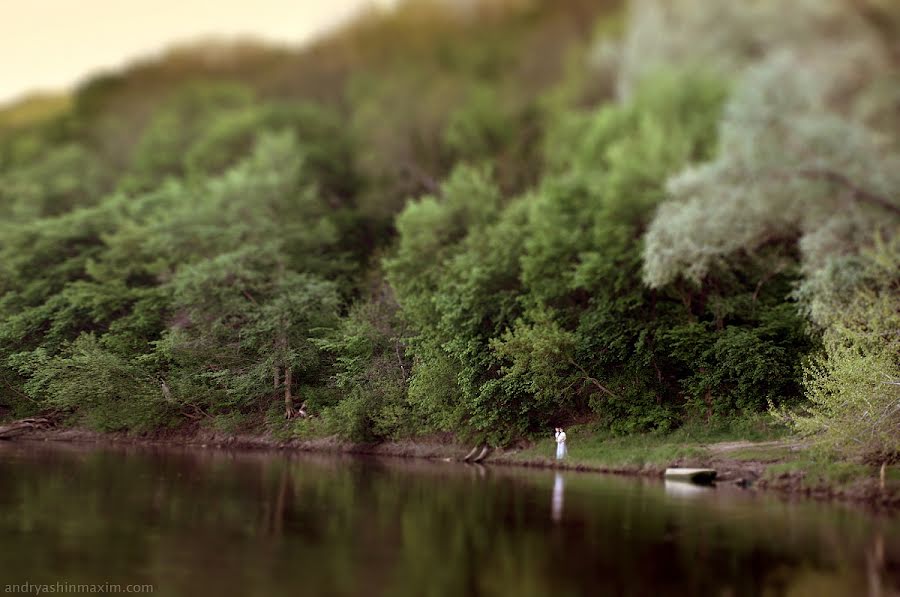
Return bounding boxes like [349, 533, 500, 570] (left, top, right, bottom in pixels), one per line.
[472, 446, 491, 463]
[0, 417, 53, 440]
[462, 445, 481, 462]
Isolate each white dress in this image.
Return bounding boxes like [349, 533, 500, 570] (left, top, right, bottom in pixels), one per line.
[555, 431, 567, 459]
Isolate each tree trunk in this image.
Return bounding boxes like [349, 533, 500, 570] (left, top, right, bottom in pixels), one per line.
[284, 365, 293, 419]
[704, 389, 713, 422]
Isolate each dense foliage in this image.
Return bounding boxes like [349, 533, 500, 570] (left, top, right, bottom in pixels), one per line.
[1, 0, 897, 457]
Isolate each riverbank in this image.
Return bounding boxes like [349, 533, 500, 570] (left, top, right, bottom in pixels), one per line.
[496, 437, 900, 510]
[11, 424, 900, 512]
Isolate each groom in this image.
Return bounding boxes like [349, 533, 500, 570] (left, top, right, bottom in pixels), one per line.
[554, 427, 567, 460]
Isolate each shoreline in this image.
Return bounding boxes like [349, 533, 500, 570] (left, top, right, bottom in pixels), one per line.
[8, 426, 900, 513]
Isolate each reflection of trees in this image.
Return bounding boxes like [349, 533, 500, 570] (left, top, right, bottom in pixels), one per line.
[866, 528, 900, 597]
[1, 444, 898, 596]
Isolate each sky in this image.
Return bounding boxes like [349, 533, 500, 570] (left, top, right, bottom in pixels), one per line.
[1, 0, 393, 105]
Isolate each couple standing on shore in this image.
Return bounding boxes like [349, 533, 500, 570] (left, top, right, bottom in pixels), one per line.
[554, 427, 567, 460]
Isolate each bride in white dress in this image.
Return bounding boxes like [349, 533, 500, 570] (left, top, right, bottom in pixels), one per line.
[554, 427, 567, 460]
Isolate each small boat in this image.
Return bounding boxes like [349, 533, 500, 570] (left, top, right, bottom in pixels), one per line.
[664, 468, 717, 485]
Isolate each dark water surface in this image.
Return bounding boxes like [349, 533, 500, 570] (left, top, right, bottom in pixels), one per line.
[1, 442, 898, 597]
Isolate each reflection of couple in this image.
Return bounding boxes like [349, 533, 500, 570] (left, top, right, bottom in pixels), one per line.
[552, 473, 564, 522]
[552, 429, 567, 522]
[554, 427, 567, 460]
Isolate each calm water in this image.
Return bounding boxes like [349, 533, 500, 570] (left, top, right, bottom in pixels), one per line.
[1, 442, 898, 597]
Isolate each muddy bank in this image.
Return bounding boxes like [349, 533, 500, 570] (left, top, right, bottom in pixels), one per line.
[21, 426, 473, 459]
[9, 425, 900, 512]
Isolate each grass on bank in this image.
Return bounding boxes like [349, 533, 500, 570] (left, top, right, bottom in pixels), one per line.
[516, 432, 708, 468]
[277, 412, 898, 495]
[509, 418, 899, 495]
[509, 416, 789, 469]
[763, 458, 900, 491]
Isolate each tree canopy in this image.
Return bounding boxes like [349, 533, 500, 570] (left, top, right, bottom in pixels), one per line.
[1, 0, 897, 459]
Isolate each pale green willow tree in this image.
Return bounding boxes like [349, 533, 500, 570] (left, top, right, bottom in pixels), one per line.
[640, 29, 900, 459]
[617, 0, 895, 101]
[642, 54, 900, 289]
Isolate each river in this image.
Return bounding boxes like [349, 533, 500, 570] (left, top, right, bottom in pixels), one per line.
[0, 441, 897, 596]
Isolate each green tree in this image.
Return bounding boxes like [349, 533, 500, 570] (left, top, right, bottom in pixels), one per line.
[163, 247, 339, 417]
[776, 236, 900, 461]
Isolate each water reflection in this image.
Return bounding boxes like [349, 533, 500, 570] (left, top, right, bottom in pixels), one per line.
[0, 441, 898, 597]
[663, 479, 715, 499]
[867, 530, 892, 597]
[467, 461, 488, 479]
[551, 473, 564, 522]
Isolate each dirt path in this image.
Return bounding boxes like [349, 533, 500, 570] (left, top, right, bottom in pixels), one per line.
[704, 439, 805, 454]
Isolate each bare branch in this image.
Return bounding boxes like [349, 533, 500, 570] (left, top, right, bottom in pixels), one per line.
[568, 358, 619, 399]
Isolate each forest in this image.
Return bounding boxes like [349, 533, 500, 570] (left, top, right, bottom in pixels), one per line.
[0, 0, 897, 461]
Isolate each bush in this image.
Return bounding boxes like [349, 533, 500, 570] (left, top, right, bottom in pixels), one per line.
[11, 334, 174, 432]
[774, 237, 900, 462]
